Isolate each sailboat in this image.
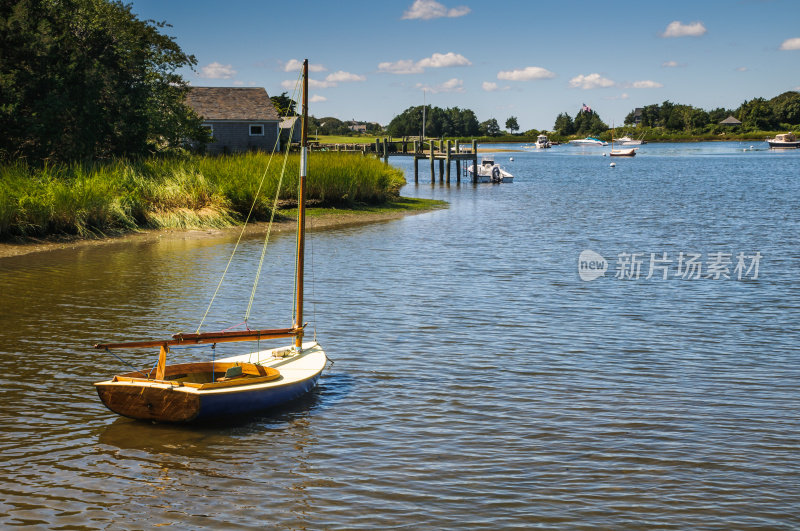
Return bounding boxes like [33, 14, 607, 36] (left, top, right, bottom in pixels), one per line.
[610, 123, 637, 157]
[93, 60, 327, 423]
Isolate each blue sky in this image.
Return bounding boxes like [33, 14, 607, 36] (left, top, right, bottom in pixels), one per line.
[130, 0, 800, 131]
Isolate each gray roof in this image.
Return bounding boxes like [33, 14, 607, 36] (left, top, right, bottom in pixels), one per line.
[186, 87, 280, 121]
[280, 116, 299, 129]
[720, 115, 742, 125]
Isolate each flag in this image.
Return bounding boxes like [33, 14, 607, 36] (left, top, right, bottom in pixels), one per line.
[581, 103, 592, 113]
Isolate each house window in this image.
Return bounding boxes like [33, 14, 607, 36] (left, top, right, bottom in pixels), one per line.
[201, 123, 214, 138]
[249, 124, 264, 136]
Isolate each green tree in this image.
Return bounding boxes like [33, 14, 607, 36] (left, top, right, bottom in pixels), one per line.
[573, 109, 607, 136]
[387, 105, 481, 137]
[769, 91, 800, 125]
[553, 112, 575, 135]
[0, 0, 206, 162]
[480, 118, 501, 136]
[505, 116, 519, 134]
[270, 92, 297, 116]
[737, 98, 776, 130]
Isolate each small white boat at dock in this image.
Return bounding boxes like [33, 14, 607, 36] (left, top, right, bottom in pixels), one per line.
[467, 157, 514, 183]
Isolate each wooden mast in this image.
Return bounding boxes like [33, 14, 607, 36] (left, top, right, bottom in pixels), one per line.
[294, 59, 308, 348]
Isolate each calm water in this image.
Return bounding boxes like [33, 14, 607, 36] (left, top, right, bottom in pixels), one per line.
[1, 142, 799, 529]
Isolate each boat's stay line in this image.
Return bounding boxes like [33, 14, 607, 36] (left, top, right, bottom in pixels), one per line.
[246, 73, 303, 327]
[195, 69, 303, 335]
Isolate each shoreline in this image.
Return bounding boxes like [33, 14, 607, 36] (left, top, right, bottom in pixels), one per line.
[0, 204, 440, 260]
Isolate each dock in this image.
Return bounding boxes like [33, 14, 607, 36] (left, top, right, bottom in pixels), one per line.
[309, 138, 479, 184]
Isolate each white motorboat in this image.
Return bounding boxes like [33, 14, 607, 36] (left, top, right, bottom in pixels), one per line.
[767, 132, 800, 149]
[570, 137, 608, 146]
[467, 157, 514, 183]
[535, 134, 551, 148]
[616, 132, 647, 145]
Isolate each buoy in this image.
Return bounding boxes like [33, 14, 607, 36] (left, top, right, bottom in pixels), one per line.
[610, 162, 616, 167]
[509, 157, 514, 161]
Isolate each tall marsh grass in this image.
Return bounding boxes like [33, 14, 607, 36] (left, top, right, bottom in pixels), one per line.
[0, 152, 406, 238]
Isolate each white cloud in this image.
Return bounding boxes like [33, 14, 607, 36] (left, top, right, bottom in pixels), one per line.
[378, 52, 471, 74]
[402, 0, 470, 20]
[199, 62, 237, 79]
[417, 52, 471, 68]
[569, 73, 615, 90]
[378, 59, 423, 74]
[281, 78, 335, 90]
[280, 71, 365, 91]
[416, 78, 465, 93]
[482, 81, 511, 92]
[661, 21, 707, 38]
[632, 80, 664, 89]
[497, 66, 556, 81]
[735, 66, 748, 72]
[325, 71, 366, 83]
[662, 60, 683, 67]
[779, 37, 800, 50]
[310, 95, 327, 103]
[283, 59, 326, 72]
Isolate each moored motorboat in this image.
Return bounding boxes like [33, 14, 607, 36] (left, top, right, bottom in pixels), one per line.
[535, 134, 551, 148]
[570, 137, 608, 146]
[467, 157, 514, 183]
[616, 134, 646, 146]
[766, 132, 800, 149]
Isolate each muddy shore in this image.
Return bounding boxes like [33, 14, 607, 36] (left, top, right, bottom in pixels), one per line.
[0, 208, 428, 260]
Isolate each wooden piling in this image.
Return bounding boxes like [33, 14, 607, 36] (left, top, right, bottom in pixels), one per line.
[413, 140, 419, 183]
[455, 140, 461, 183]
[429, 139, 435, 183]
[445, 140, 452, 183]
[472, 139, 478, 184]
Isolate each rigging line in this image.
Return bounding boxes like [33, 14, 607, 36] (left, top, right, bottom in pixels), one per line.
[195, 70, 302, 334]
[309, 212, 317, 341]
[244, 73, 303, 325]
[103, 348, 148, 378]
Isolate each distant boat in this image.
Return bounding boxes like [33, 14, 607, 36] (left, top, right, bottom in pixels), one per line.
[610, 124, 637, 157]
[616, 132, 647, 146]
[570, 137, 608, 146]
[535, 134, 551, 149]
[467, 157, 514, 183]
[766, 132, 800, 149]
[609, 147, 637, 157]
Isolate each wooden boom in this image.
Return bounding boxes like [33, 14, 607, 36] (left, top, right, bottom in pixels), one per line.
[94, 327, 303, 350]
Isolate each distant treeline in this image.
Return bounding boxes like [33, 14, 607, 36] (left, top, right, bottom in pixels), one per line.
[623, 92, 800, 132]
[386, 106, 483, 137]
[553, 110, 609, 137]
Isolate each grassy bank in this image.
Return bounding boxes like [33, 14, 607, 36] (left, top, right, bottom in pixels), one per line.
[0, 152, 408, 239]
